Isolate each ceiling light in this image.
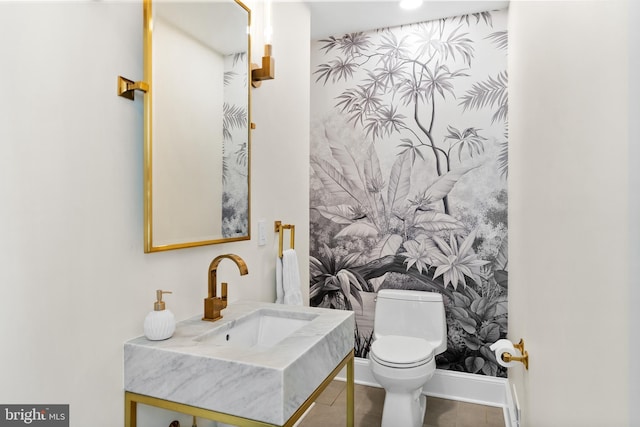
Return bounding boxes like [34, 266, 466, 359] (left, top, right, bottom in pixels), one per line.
[399, 0, 423, 10]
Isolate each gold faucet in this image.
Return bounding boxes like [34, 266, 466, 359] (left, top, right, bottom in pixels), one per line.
[203, 254, 248, 322]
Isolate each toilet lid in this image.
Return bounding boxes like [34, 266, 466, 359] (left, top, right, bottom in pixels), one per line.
[370, 336, 434, 368]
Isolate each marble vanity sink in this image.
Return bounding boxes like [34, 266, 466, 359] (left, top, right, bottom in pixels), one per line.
[124, 301, 354, 425]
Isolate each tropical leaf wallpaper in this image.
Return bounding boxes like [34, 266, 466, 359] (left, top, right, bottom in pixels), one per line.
[222, 52, 249, 238]
[310, 9, 508, 377]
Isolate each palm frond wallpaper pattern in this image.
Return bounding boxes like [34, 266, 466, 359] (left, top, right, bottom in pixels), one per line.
[310, 9, 508, 377]
[222, 52, 249, 238]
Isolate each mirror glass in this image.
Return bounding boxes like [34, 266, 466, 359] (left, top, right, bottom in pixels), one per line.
[144, 0, 251, 252]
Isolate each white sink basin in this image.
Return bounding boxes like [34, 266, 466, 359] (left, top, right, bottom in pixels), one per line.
[196, 308, 318, 348]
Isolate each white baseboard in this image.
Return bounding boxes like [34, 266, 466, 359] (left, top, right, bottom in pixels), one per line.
[504, 381, 520, 427]
[335, 357, 516, 424]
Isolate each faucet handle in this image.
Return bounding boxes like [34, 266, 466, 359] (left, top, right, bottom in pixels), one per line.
[221, 283, 228, 308]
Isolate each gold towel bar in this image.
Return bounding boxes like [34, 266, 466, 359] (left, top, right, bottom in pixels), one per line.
[275, 221, 295, 258]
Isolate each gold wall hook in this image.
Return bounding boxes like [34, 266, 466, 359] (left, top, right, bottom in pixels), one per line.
[117, 75, 149, 100]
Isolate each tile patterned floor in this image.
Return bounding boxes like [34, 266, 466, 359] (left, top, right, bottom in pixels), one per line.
[298, 381, 505, 427]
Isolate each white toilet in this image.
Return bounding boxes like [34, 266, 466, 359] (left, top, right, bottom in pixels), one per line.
[369, 289, 447, 427]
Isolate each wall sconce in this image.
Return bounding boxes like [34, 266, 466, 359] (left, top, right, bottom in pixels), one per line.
[251, 0, 275, 88]
[399, 0, 423, 10]
[251, 44, 275, 88]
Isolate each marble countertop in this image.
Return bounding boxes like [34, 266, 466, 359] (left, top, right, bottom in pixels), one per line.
[124, 301, 354, 425]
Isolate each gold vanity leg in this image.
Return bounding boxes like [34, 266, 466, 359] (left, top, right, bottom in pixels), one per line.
[125, 392, 137, 427]
[346, 353, 354, 427]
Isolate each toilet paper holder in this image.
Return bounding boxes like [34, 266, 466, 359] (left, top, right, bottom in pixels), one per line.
[500, 338, 529, 370]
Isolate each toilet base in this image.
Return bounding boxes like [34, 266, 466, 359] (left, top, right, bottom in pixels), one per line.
[380, 387, 427, 427]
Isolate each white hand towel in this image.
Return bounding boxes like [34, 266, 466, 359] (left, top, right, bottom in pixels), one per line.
[275, 255, 284, 304]
[282, 249, 303, 306]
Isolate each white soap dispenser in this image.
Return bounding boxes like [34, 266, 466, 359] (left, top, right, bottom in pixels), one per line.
[144, 290, 176, 341]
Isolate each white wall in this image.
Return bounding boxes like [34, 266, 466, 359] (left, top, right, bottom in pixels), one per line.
[629, 0, 640, 424]
[0, 1, 309, 426]
[509, 1, 629, 426]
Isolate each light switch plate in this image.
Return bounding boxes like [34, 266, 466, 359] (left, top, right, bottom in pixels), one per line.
[257, 219, 267, 246]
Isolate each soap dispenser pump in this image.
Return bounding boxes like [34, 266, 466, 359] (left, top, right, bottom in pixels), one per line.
[144, 290, 176, 341]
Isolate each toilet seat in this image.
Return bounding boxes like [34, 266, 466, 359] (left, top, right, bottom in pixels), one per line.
[370, 336, 434, 368]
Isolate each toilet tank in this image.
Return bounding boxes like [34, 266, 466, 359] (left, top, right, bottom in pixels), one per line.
[373, 289, 447, 355]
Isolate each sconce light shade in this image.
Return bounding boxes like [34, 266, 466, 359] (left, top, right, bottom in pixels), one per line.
[251, 44, 275, 88]
[399, 0, 423, 10]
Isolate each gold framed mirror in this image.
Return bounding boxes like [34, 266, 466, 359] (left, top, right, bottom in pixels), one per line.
[143, 0, 251, 252]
